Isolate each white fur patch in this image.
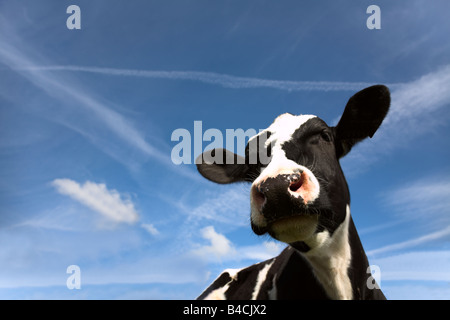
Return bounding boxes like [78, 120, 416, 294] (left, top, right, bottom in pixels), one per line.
[202, 268, 242, 300]
[251, 261, 275, 299]
[248, 113, 316, 152]
[250, 114, 321, 229]
[304, 205, 353, 300]
[266, 113, 317, 147]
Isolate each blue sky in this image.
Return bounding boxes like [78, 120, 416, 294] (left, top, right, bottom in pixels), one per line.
[1, 0, 450, 299]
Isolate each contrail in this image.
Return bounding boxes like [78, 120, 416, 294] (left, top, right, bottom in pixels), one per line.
[367, 226, 450, 257]
[20, 65, 384, 92]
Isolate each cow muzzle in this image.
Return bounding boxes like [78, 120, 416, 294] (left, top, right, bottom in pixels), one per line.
[250, 168, 320, 243]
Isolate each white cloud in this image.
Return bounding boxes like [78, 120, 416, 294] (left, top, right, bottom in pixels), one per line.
[52, 179, 139, 225]
[169, 185, 284, 264]
[193, 226, 236, 259]
[192, 225, 284, 263]
[141, 223, 159, 236]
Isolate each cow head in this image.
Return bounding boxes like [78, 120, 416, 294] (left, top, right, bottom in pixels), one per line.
[196, 85, 390, 250]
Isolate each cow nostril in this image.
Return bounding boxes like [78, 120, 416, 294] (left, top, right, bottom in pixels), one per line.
[252, 186, 266, 210]
[289, 178, 303, 192]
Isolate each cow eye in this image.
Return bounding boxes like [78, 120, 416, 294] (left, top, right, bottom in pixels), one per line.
[320, 130, 332, 142]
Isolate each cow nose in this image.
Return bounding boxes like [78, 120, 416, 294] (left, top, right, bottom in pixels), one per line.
[251, 173, 303, 213]
[288, 173, 303, 192]
[251, 185, 267, 213]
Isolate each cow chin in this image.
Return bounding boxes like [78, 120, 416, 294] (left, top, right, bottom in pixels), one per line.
[251, 212, 319, 244]
[268, 214, 318, 243]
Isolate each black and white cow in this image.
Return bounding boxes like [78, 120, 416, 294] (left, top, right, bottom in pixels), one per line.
[196, 85, 390, 300]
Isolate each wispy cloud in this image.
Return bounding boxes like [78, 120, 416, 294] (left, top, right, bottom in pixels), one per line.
[0, 41, 168, 162]
[188, 187, 250, 226]
[0, 37, 204, 181]
[384, 177, 450, 223]
[367, 176, 450, 256]
[13, 205, 95, 232]
[386, 64, 450, 128]
[141, 223, 160, 236]
[367, 226, 450, 257]
[378, 64, 450, 141]
[157, 185, 251, 257]
[382, 283, 450, 300]
[52, 179, 139, 225]
[162, 184, 251, 229]
[19, 65, 382, 92]
[371, 250, 450, 282]
[342, 64, 450, 175]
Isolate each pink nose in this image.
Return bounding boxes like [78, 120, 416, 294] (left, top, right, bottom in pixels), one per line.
[288, 173, 304, 192]
[251, 184, 266, 213]
[251, 173, 304, 213]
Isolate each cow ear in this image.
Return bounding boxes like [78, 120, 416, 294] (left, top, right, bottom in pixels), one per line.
[334, 85, 390, 158]
[196, 148, 249, 184]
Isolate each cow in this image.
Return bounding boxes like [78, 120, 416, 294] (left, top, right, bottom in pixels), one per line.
[195, 85, 390, 300]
